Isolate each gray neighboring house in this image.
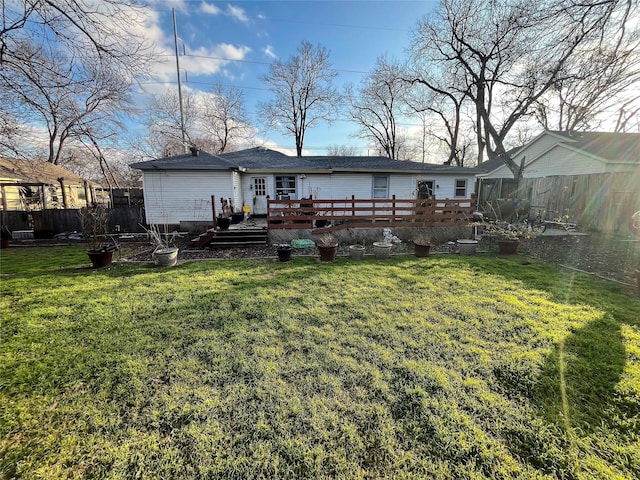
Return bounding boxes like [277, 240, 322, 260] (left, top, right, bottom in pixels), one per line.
[130, 147, 478, 226]
[473, 130, 640, 232]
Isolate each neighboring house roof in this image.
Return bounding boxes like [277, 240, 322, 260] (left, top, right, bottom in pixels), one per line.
[548, 131, 640, 164]
[472, 146, 523, 174]
[477, 130, 640, 179]
[0, 157, 97, 185]
[130, 147, 476, 175]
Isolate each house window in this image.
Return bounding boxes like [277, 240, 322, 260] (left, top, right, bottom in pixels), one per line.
[372, 175, 389, 199]
[275, 176, 296, 199]
[455, 179, 467, 197]
[253, 178, 266, 196]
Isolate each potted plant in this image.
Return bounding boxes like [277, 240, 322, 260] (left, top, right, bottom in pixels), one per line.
[413, 234, 432, 258]
[218, 197, 232, 230]
[1, 224, 12, 249]
[276, 244, 293, 262]
[348, 243, 365, 260]
[373, 228, 399, 259]
[316, 233, 338, 262]
[78, 205, 117, 268]
[456, 238, 479, 255]
[483, 220, 530, 255]
[146, 224, 179, 267]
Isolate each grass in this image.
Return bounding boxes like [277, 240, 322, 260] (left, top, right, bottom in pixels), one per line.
[1, 246, 639, 479]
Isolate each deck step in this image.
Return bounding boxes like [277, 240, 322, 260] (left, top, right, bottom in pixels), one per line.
[192, 227, 268, 249]
[206, 240, 267, 249]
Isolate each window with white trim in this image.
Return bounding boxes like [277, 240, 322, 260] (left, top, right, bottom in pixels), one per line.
[372, 175, 389, 199]
[275, 176, 296, 199]
[455, 179, 467, 197]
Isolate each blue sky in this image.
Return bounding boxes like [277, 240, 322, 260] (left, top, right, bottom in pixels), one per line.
[141, 0, 438, 155]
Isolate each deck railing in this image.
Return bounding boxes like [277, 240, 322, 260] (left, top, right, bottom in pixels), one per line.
[267, 197, 474, 232]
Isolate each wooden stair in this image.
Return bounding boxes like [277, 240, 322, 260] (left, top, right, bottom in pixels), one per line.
[192, 228, 268, 249]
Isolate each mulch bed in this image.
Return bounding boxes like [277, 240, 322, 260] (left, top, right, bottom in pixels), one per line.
[118, 231, 639, 289]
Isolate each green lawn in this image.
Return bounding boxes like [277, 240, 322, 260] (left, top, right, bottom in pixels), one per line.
[1, 247, 639, 479]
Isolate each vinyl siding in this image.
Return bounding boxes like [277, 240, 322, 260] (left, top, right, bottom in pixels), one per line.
[524, 147, 607, 178]
[142, 170, 234, 224]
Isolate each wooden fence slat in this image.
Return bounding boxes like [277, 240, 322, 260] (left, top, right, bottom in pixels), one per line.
[267, 198, 474, 230]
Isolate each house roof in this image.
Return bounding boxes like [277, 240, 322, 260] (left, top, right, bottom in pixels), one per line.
[471, 146, 522, 173]
[0, 157, 97, 186]
[130, 147, 477, 175]
[476, 130, 640, 178]
[549, 131, 640, 163]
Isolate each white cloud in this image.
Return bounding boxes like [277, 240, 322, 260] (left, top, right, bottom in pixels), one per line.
[227, 4, 248, 23]
[200, 1, 221, 15]
[263, 45, 277, 59]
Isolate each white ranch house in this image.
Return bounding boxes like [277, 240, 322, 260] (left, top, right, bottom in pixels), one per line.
[131, 147, 478, 227]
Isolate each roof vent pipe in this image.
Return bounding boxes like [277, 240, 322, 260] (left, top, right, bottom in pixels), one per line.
[189, 146, 199, 156]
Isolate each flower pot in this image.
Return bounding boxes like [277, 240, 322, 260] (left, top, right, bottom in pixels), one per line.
[87, 249, 114, 268]
[372, 241, 393, 259]
[315, 219, 329, 228]
[154, 247, 179, 267]
[348, 244, 365, 260]
[217, 217, 231, 230]
[414, 243, 431, 258]
[497, 239, 519, 255]
[1, 238, 9, 249]
[277, 245, 293, 262]
[457, 239, 478, 255]
[231, 213, 244, 224]
[317, 244, 338, 262]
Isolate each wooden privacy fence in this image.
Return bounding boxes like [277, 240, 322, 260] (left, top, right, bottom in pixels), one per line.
[267, 197, 475, 232]
[2, 207, 146, 236]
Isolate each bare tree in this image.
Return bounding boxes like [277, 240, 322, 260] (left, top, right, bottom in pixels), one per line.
[146, 90, 198, 156]
[534, 37, 640, 132]
[0, 0, 152, 185]
[410, 0, 638, 178]
[327, 144, 359, 156]
[145, 86, 253, 157]
[404, 74, 471, 166]
[201, 84, 251, 154]
[1, 0, 151, 71]
[345, 57, 409, 160]
[1, 40, 132, 166]
[259, 41, 339, 157]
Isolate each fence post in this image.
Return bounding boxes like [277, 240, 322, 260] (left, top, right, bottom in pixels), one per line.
[392, 194, 396, 218]
[352, 195, 355, 216]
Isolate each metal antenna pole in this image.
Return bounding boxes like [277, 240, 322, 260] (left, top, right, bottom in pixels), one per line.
[173, 8, 187, 153]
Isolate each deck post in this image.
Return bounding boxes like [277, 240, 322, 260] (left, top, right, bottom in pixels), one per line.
[211, 195, 217, 230]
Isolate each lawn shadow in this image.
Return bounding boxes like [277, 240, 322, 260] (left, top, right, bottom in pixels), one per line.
[534, 315, 627, 432]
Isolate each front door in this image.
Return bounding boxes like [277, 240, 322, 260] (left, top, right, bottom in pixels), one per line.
[252, 177, 268, 215]
[417, 180, 435, 199]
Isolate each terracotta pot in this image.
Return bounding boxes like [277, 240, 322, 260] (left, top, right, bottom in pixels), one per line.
[87, 249, 114, 268]
[497, 239, 519, 255]
[414, 243, 431, 258]
[317, 244, 338, 262]
[1, 238, 9, 249]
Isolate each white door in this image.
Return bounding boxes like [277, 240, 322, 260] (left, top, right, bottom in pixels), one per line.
[252, 177, 268, 215]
